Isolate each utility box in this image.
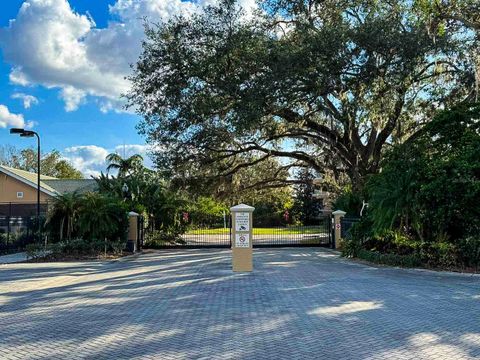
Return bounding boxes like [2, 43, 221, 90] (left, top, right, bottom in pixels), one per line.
[230, 204, 255, 272]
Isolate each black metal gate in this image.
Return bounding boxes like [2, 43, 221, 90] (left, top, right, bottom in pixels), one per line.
[252, 214, 332, 248]
[143, 211, 332, 249]
[180, 213, 231, 247]
[145, 213, 232, 248]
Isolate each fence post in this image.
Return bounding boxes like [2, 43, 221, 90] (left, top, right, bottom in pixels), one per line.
[127, 212, 140, 253]
[230, 204, 255, 272]
[332, 210, 346, 249]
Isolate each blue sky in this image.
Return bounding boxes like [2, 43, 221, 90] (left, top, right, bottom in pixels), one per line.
[0, 0, 255, 176]
[0, 0, 144, 176]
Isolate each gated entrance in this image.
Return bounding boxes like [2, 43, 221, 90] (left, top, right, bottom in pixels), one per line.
[145, 210, 332, 249]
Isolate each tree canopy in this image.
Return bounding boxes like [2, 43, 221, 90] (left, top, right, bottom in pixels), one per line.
[106, 153, 144, 178]
[0, 146, 82, 179]
[368, 103, 480, 242]
[128, 0, 475, 192]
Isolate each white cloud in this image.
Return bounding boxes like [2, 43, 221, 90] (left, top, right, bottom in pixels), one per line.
[0, 0, 128, 109]
[60, 86, 86, 112]
[63, 144, 153, 177]
[9, 67, 30, 86]
[63, 145, 109, 177]
[114, 144, 150, 158]
[0, 0, 255, 113]
[0, 104, 27, 128]
[11, 93, 39, 109]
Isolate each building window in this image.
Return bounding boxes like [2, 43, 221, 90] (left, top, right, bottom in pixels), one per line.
[16, 192, 24, 199]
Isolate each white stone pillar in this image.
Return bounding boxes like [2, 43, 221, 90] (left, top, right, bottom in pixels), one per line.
[332, 210, 346, 249]
[127, 211, 140, 253]
[230, 204, 255, 272]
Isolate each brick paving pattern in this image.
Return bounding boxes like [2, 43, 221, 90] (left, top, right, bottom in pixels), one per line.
[0, 248, 479, 359]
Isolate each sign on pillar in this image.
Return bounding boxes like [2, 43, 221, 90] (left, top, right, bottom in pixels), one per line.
[230, 204, 255, 272]
[332, 210, 346, 249]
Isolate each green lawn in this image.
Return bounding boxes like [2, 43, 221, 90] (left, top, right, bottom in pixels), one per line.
[185, 226, 324, 235]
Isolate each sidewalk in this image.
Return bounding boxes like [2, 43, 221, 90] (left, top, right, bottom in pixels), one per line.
[0, 252, 28, 264]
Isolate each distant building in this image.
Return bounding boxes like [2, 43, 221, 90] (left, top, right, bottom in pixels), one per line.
[0, 165, 97, 239]
[312, 178, 332, 213]
[0, 165, 96, 206]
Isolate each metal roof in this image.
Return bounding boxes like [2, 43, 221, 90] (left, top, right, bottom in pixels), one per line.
[0, 165, 97, 196]
[42, 179, 97, 194]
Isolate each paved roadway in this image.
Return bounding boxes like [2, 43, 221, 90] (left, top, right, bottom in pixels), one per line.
[0, 248, 479, 359]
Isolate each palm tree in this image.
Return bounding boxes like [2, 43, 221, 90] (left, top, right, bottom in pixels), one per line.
[77, 193, 121, 240]
[46, 192, 82, 241]
[106, 153, 144, 178]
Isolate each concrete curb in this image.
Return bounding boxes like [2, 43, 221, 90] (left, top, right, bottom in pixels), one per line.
[401, 266, 480, 278]
[0, 252, 28, 265]
[345, 255, 480, 278]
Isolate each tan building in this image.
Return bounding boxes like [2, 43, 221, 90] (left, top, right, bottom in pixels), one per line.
[0, 166, 97, 242]
[0, 165, 96, 205]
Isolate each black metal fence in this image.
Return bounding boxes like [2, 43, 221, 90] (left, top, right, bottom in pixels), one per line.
[138, 215, 145, 250]
[0, 202, 48, 255]
[340, 217, 361, 239]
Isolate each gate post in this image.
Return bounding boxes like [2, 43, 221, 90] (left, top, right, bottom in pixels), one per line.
[230, 204, 255, 272]
[332, 210, 346, 249]
[127, 211, 139, 253]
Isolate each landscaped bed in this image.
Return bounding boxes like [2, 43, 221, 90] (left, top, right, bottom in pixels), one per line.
[22, 252, 131, 263]
[347, 249, 480, 274]
[25, 239, 131, 262]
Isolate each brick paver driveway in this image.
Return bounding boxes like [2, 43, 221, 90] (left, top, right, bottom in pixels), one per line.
[0, 248, 479, 359]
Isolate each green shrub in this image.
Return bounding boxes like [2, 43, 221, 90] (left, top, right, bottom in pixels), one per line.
[144, 229, 186, 247]
[46, 192, 129, 243]
[343, 224, 474, 270]
[111, 240, 126, 255]
[356, 249, 422, 268]
[60, 239, 124, 257]
[341, 238, 362, 258]
[26, 238, 126, 261]
[25, 243, 49, 260]
[367, 104, 480, 242]
[418, 242, 459, 269]
[458, 237, 480, 269]
[333, 188, 363, 217]
[342, 218, 375, 258]
[349, 218, 374, 241]
[365, 231, 421, 255]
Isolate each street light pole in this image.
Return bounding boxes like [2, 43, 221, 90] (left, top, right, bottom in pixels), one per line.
[10, 128, 41, 241]
[35, 132, 40, 237]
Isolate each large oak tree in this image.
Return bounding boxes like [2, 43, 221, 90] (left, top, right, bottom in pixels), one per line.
[128, 0, 474, 191]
